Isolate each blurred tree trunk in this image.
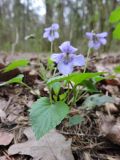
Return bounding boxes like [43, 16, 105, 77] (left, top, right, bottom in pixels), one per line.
[56, 0, 64, 42]
[98, 0, 106, 32]
[107, 0, 117, 50]
[45, 0, 53, 25]
[87, 0, 95, 31]
[13, 0, 25, 40]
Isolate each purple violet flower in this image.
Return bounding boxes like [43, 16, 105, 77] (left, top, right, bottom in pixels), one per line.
[86, 32, 108, 50]
[51, 41, 85, 75]
[43, 23, 59, 42]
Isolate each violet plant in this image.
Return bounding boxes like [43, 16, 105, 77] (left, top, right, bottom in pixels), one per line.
[39, 23, 60, 80]
[43, 23, 59, 53]
[51, 41, 85, 75]
[84, 31, 108, 72]
[30, 23, 109, 139]
[85, 32, 108, 50]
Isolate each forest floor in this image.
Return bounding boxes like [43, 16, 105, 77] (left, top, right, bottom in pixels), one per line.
[0, 52, 120, 160]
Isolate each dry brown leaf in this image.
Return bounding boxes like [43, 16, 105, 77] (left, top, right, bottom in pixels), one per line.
[7, 114, 18, 122]
[83, 151, 91, 160]
[107, 155, 120, 160]
[8, 128, 74, 160]
[98, 113, 120, 145]
[103, 85, 119, 96]
[104, 103, 118, 113]
[0, 132, 14, 146]
[0, 156, 6, 160]
[0, 99, 8, 110]
[0, 109, 6, 122]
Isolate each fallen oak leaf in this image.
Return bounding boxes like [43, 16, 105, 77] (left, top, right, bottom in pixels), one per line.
[0, 132, 14, 146]
[0, 156, 6, 160]
[97, 112, 120, 145]
[8, 127, 74, 160]
[0, 109, 6, 122]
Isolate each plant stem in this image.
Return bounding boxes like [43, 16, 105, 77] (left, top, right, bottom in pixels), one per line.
[49, 90, 53, 104]
[21, 82, 39, 97]
[48, 41, 54, 103]
[68, 82, 76, 106]
[51, 41, 53, 54]
[84, 47, 91, 73]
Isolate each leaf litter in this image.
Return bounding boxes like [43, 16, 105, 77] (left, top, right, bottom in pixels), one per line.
[8, 128, 74, 160]
[0, 53, 120, 159]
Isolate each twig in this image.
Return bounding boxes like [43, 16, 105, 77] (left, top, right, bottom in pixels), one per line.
[3, 151, 15, 160]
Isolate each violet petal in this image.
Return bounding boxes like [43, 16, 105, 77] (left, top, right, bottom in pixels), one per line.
[72, 55, 85, 66]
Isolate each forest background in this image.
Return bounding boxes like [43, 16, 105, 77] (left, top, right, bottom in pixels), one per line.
[0, 0, 119, 54]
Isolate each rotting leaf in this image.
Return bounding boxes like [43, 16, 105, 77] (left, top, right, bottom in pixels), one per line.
[8, 128, 74, 160]
[82, 94, 114, 110]
[68, 115, 84, 126]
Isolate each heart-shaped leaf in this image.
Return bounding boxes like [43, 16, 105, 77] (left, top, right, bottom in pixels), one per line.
[30, 97, 69, 139]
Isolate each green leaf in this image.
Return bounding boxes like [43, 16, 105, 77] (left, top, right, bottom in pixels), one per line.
[3, 59, 29, 73]
[47, 72, 103, 86]
[113, 23, 120, 39]
[51, 82, 61, 95]
[92, 76, 105, 83]
[30, 97, 69, 139]
[82, 94, 114, 110]
[47, 75, 67, 86]
[39, 62, 47, 81]
[0, 74, 24, 86]
[81, 80, 98, 93]
[114, 65, 120, 73]
[93, 75, 116, 83]
[109, 7, 120, 23]
[68, 115, 84, 126]
[70, 72, 104, 85]
[47, 58, 54, 70]
[59, 93, 67, 101]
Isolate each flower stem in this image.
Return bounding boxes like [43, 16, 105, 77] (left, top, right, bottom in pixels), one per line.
[51, 41, 53, 54]
[84, 47, 91, 73]
[48, 41, 54, 104]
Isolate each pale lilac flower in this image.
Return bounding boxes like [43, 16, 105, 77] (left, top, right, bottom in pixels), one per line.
[86, 32, 108, 49]
[43, 23, 59, 42]
[51, 41, 85, 75]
